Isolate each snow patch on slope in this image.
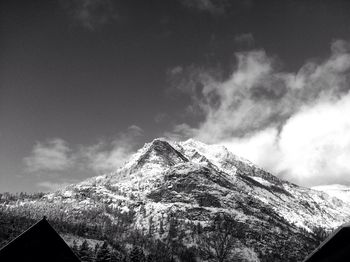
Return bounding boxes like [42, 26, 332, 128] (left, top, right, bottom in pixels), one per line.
[251, 177, 272, 187]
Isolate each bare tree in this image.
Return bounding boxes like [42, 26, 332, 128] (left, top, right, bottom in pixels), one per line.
[199, 214, 245, 262]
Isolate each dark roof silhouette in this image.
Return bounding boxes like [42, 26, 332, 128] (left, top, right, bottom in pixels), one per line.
[0, 217, 81, 262]
[304, 223, 350, 262]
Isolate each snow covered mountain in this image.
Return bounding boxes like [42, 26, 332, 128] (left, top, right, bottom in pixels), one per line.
[312, 184, 350, 203]
[56, 138, 350, 228]
[3, 138, 350, 261]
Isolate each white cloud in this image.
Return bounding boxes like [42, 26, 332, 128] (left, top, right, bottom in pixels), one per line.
[78, 125, 144, 173]
[184, 40, 350, 141]
[221, 128, 281, 172]
[24, 138, 73, 172]
[169, 66, 183, 76]
[127, 125, 144, 136]
[171, 39, 350, 186]
[179, 0, 228, 15]
[276, 95, 350, 185]
[223, 95, 350, 186]
[24, 125, 144, 176]
[179, 0, 252, 15]
[62, 0, 118, 30]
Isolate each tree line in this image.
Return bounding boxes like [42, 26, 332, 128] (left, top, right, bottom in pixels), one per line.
[0, 192, 327, 261]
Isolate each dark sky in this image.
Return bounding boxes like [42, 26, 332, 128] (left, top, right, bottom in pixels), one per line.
[1, 0, 350, 192]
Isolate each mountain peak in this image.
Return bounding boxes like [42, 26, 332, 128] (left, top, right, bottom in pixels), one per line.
[123, 138, 188, 173]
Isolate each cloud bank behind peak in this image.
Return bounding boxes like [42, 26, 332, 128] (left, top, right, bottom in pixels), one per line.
[168, 39, 350, 186]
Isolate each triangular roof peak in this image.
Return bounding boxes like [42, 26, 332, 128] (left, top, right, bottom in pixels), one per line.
[0, 216, 80, 262]
[304, 222, 350, 262]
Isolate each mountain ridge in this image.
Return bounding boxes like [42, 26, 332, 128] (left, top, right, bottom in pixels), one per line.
[2, 138, 350, 261]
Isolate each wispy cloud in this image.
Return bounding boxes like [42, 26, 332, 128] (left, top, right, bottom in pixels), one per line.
[178, 0, 252, 15]
[24, 138, 73, 173]
[80, 125, 144, 173]
[168, 39, 350, 186]
[179, 0, 229, 15]
[24, 125, 144, 178]
[234, 33, 255, 48]
[62, 0, 118, 30]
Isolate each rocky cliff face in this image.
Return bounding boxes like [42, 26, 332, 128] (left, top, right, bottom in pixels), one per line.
[3, 138, 350, 261]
